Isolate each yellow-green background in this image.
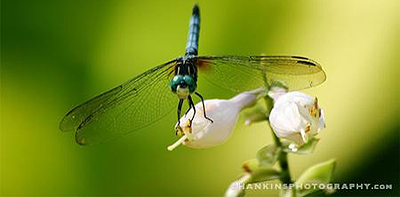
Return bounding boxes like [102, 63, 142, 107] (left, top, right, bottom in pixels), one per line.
[1, 0, 399, 196]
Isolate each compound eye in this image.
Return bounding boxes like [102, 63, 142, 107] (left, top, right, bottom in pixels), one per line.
[170, 75, 184, 92]
[183, 75, 195, 85]
[183, 75, 197, 93]
[172, 75, 184, 83]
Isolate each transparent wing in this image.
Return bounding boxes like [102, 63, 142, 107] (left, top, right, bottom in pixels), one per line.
[196, 56, 326, 92]
[59, 59, 178, 145]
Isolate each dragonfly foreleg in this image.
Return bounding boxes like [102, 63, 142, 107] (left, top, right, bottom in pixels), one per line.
[175, 99, 184, 136]
[184, 101, 192, 116]
[195, 92, 214, 123]
[187, 95, 196, 127]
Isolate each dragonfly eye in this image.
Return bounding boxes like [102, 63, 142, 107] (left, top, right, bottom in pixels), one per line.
[170, 75, 184, 92]
[183, 75, 197, 93]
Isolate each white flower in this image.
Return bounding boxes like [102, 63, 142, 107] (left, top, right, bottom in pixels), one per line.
[269, 90, 326, 146]
[167, 88, 265, 151]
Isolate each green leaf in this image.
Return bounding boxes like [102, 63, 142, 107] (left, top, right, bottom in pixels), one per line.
[242, 105, 269, 125]
[270, 81, 289, 90]
[256, 144, 281, 166]
[242, 159, 260, 172]
[282, 138, 320, 155]
[242, 159, 281, 183]
[249, 166, 281, 183]
[295, 159, 337, 196]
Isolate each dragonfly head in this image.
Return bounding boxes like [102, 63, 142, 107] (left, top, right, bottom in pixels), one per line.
[170, 75, 197, 99]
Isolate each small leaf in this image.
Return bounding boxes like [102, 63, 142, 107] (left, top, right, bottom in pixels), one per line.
[296, 159, 336, 183]
[242, 105, 268, 125]
[295, 159, 337, 196]
[256, 144, 281, 166]
[242, 159, 281, 183]
[282, 138, 320, 155]
[244, 112, 268, 125]
[242, 159, 260, 173]
[270, 81, 288, 89]
[249, 166, 281, 183]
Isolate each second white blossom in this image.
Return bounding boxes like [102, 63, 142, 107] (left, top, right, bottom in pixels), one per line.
[269, 90, 326, 146]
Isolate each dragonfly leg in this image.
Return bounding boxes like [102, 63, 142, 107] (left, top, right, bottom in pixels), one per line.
[184, 101, 192, 116]
[175, 99, 184, 136]
[187, 95, 196, 127]
[195, 92, 214, 123]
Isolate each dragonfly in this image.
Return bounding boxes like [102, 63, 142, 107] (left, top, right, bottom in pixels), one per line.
[60, 4, 326, 145]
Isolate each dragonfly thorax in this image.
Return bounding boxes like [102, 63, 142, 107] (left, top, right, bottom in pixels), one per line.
[170, 75, 197, 99]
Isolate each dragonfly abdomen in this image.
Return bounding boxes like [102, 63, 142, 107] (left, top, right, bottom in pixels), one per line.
[185, 4, 200, 56]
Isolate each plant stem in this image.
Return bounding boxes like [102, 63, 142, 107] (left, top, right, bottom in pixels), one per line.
[271, 129, 292, 184]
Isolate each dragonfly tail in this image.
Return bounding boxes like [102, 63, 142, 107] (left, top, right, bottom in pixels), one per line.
[185, 4, 200, 56]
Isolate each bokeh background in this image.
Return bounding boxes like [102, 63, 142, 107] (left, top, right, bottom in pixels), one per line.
[1, 0, 399, 196]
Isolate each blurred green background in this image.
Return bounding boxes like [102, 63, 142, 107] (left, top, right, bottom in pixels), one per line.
[1, 0, 399, 196]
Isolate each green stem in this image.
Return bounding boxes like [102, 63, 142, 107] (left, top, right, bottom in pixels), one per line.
[271, 130, 292, 184]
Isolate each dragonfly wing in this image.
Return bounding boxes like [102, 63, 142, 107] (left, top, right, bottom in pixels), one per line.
[59, 59, 178, 145]
[196, 56, 326, 92]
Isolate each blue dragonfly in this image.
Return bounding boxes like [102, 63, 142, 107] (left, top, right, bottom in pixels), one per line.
[60, 4, 326, 145]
